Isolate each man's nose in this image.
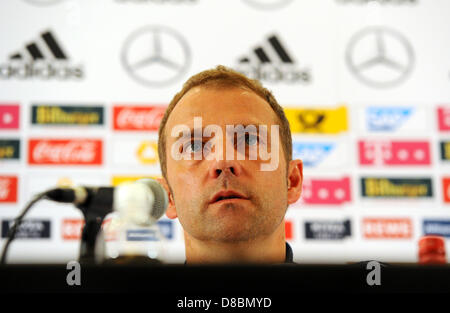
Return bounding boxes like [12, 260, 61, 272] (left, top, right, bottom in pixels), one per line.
[209, 159, 242, 179]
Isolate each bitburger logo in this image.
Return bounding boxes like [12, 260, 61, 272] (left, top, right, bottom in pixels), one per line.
[235, 34, 311, 84]
[0, 29, 84, 80]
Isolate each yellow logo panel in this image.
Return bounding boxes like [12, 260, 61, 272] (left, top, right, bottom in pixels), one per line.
[136, 141, 159, 165]
[56, 177, 74, 188]
[111, 175, 161, 186]
[284, 105, 348, 134]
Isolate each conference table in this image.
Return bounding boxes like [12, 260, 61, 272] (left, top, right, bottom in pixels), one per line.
[1, 262, 449, 294]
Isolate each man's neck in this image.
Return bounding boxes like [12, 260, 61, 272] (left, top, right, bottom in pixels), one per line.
[183, 227, 286, 264]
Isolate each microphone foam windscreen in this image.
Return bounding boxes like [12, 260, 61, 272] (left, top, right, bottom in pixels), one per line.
[136, 178, 168, 220]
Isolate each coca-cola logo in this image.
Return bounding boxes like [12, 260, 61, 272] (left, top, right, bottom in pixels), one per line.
[28, 139, 102, 165]
[0, 179, 10, 200]
[113, 106, 166, 131]
[0, 176, 17, 203]
[443, 178, 450, 203]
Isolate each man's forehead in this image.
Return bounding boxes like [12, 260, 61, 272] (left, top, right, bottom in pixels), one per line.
[165, 86, 278, 131]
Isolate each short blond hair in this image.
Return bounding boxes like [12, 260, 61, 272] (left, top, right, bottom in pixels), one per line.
[158, 65, 292, 178]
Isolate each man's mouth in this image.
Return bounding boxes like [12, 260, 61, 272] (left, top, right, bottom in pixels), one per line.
[209, 190, 249, 204]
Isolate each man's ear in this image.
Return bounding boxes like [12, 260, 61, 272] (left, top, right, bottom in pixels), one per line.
[287, 159, 303, 205]
[156, 177, 177, 219]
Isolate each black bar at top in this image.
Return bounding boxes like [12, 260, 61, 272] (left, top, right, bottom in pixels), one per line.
[41, 31, 66, 60]
[254, 47, 271, 63]
[268, 35, 293, 63]
[26, 43, 44, 60]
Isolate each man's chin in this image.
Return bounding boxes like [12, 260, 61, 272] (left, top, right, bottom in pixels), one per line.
[206, 229, 257, 243]
[204, 216, 260, 243]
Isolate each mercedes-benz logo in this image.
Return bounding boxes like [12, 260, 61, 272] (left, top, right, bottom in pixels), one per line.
[346, 26, 414, 88]
[242, 0, 293, 10]
[121, 25, 191, 87]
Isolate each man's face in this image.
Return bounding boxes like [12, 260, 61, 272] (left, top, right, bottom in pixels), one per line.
[164, 86, 289, 243]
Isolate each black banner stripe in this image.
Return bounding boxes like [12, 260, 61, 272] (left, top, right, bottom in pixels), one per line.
[41, 31, 67, 60]
[26, 43, 44, 60]
[254, 47, 271, 63]
[10, 52, 22, 60]
[268, 35, 293, 63]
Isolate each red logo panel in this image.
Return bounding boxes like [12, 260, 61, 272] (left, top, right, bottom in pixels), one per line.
[61, 219, 84, 240]
[0, 104, 19, 129]
[113, 105, 166, 131]
[28, 139, 103, 165]
[443, 178, 450, 203]
[0, 176, 18, 203]
[101, 218, 117, 242]
[359, 140, 430, 166]
[285, 220, 293, 240]
[301, 177, 351, 205]
[438, 106, 450, 131]
[362, 218, 412, 239]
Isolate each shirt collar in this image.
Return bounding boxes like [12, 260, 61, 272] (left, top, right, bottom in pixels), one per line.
[285, 242, 294, 263]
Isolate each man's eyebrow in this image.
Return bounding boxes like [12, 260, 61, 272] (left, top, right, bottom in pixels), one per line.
[173, 128, 210, 140]
[226, 123, 262, 130]
[172, 123, 265, 140]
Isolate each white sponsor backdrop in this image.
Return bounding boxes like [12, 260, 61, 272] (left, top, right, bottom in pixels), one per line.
[1, 0, 450, 264]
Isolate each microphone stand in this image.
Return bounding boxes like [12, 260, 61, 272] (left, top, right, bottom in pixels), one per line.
[76, 187, 114, 264]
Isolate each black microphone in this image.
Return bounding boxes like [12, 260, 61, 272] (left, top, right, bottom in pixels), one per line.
[45, 186, 86, 203]
[1, 179, 168, 264]
[43, 179, 168, 263]
[44, 179, 168, 222]
[44, 186, 115, 222]
[45, 186, 105, 204]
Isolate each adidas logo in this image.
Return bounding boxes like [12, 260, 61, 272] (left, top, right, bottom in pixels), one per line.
[10, 30, 67, 61]
[235, 34, 311, 84]
[0, 29, 84, 80]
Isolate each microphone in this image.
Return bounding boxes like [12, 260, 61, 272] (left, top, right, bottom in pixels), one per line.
[44, 178, 168, 224]
[45, 185, 93, 204]
[113, 178, 168, 226]
[43, 178, 168, 263]
[99, 179, 169, 264]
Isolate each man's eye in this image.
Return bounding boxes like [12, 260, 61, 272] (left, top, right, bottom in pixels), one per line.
[184, 140, 203, 153]
[245, 134, 258, 146]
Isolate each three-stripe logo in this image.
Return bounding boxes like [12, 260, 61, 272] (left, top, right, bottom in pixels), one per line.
[235, 34, 311, 84]
[10, 31, 67, 61]
[0, 29, 84, 80]
[239, 35, 294, 65]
